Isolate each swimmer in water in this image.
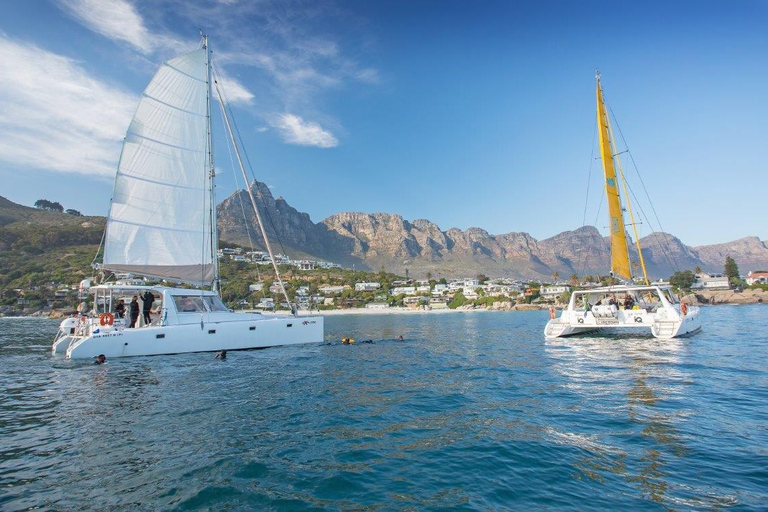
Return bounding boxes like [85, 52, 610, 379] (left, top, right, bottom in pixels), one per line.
[94, 354, 106, 364]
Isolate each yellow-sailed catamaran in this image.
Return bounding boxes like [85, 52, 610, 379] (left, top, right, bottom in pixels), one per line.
[544, 73, 701, 339]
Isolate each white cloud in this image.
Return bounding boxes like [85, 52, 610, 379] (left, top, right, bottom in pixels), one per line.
[57, 0, 256, 106]
[56, 0, 155, 54]
[0, 37, 137, 177]
[214, 70, 255, 105]
[271, 114, 338, 148]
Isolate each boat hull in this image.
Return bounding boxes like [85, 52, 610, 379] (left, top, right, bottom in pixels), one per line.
[545, 308, 701, 339]
[62, 314, 324, 359]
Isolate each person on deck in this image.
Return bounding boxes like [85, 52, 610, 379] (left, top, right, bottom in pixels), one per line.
[129, 296, 139, 328]
[114, 299, 126, 319]
[624, 293, 635, 308]
[142, 291, 155, 325]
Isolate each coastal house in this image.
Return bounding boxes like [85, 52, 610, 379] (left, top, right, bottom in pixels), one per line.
[255, 298, 275, 310]
[403, 296, 428, 307]
[293, 260, 316, 271]
[692, 274, 730, 290]
[391, 286, 417, 296]
[746, 271, 768, 286]
[430, 297, 449, 309]
[540, 285, 572, 299]
[432, 284, 449, 296]
[319, 285, 348, 295]
[355, 282, 382, 292]
[249, 283, 264, 292]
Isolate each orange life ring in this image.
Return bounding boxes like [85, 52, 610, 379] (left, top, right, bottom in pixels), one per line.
[100, 313, 114, 326]
[549, 306, 556, 319]
[680, 302, 688, 316]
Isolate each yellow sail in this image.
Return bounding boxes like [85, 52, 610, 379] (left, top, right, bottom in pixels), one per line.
[596, 74, 632, 280]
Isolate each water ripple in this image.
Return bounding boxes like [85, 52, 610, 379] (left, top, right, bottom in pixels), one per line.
[1, 307, 767, 510]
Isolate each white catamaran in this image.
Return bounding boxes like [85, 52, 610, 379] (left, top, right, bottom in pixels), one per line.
[52, 36, 324, 358]
[544, 73, 701, 339]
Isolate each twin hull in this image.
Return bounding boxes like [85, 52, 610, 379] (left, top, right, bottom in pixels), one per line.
[544, 307, 701, 339]
[55, 314, 324, 359]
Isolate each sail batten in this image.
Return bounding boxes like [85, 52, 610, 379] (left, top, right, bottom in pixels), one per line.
[103, 47, 214, 286]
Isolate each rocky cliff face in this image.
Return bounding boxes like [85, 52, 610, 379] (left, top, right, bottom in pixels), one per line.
[214, 185, 768, 279]
[694, 237, 768, 271]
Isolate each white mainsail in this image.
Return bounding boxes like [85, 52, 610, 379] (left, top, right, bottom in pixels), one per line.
[103, 47, 215, 285]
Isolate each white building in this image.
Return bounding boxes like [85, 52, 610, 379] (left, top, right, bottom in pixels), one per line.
[355, 282, 382, 292]
[692, 274, 730, 290]
[432, 284, 449, 295]
[319, 285, 347, 295]
[294, 260, 316, 271]
[391, 286, 416, 296]
[746, 271, 768, 286]
[540, 285, 572, 299]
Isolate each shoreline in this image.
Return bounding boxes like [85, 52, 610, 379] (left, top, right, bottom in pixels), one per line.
[3, 289, 765, 319]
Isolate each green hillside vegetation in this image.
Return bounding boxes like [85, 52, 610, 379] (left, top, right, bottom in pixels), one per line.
[0, 196, 518, 314]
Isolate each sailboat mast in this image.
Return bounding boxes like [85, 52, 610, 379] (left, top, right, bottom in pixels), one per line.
[204, 35, 220, 292]
[596, 73, 633, 281]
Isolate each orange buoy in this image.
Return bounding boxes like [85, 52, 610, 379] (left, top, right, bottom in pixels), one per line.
[680, 302, 688, 316]
[99, 313, 114, 326]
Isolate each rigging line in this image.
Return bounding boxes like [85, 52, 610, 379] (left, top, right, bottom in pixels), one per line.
[578, 122, 599, 279]
[225, 100, 292, 261]
[609, 106, 682, 274]
[222, 117, 256, 252]
[212, 67, 292, 310]
[621, 174, 681, 274]
[212, 61, 292, 263]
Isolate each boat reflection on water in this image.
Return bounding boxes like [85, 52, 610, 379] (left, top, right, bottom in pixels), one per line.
[544, 335, 692, 507]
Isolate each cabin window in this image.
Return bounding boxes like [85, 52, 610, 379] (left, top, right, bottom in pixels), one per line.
[203, 295, 229, 312]
[173, 296, 206, 313]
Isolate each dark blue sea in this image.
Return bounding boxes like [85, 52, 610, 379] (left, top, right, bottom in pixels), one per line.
[1, 306, 767, 511]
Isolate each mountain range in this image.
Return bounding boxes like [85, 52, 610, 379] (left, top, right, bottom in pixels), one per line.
[2, 191, 766, 281]
[216, 182, 768, 280]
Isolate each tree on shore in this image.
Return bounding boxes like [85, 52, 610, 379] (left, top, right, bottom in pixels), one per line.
[669, 270, 696, 291]
[724, 256, 740, 286]
[34, 199, 64, 212]
[65, 209, 82, 216]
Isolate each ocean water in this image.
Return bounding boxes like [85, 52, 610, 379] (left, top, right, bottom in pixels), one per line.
[1, 306, 767, 511]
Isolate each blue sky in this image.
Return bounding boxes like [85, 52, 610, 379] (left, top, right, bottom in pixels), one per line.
[1, 0, 766, 247]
